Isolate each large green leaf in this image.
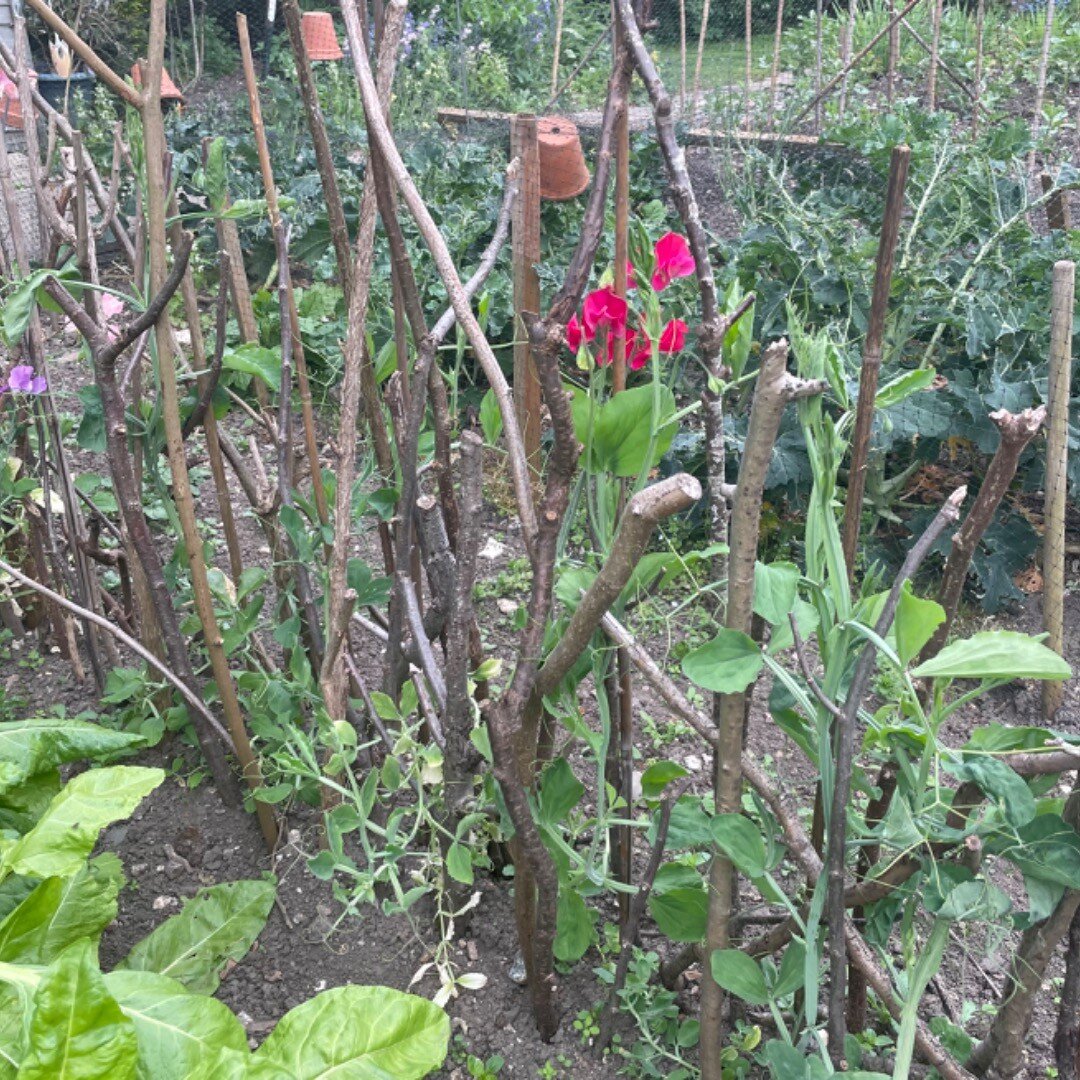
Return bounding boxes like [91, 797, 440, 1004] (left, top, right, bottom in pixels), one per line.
[119, 879, 275, 994]
[0, 855, 122, 964]
[553, 889, 595, 963]
[537, 759, 584, 826]
[682, 629, 763, 694]
[570, 383, 678, 477]
[0, 719, 143, 795]
[752, 561, 800, 626]
[947, 757, 1036, 829]
[893, 585, 945, 668]
[1, 767, 163, 880]
[1000, 814, 1080, 890]
[104, 970, 248, 1080]
[648, 887, 708, 942]
[220, 344, 282, 391]
[709, 949, 769, 1006]
[0, 981, 32, 1077]
[19, 941, 138, 1080]
[254, 985, 449, 1079]
[911, 631, 1071, 682]
[710, 814, 768, 877]
[0, 771, 61, 837]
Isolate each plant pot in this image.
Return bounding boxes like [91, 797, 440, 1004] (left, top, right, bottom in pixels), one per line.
[0, 93, 23, 130]
[35, 71, 97, 120]
[302, 12, 344, 61]
[129, 64, 185, 105]
[537, 116, 590, 201]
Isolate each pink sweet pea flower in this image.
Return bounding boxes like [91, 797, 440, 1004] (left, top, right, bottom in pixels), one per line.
[100, 293, 126, 343]
[651, 232, 695, 291]
[659, 318, 688, 353]
[625, 262, 637, 290]
[6, 364, 47, 395]
[565, 312, 593, 353]
[582, 286, 628, 337]
[627, 328, 653, 371]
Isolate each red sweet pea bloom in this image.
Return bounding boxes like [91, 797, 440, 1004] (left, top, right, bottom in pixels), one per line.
[582, 286, 628, 336]
[659, 318, 688, 353]
[565, 312, 593, 353]
[651, 232, 695, 291]
[627, 328, 653, 371]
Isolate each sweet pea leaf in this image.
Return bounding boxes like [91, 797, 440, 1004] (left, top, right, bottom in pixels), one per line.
[254, 985, 449, 1079]
[571, 383, 678, 477]
[753, 562, 801, 626]
[537, 758, 584, 825]
[554, 888, 595, 962]
[709, 949, 769, 1006]
[682, 630, 763, 694]
[649, 887, 709, 942]
[710, 814, 768, 877]
[640, 760, 688, 798]
[104, 970, 248, 1080]
[1, 766, 163, 880]
[911, 631, 1071, 682]
[479, 388, 503, 446]
[947, 756, 1036, 829]
[893, 585, 945, 668]
[19, 941, 138, 1080]
[119, 879, 275, 994]
[937, 879, 1012, 922]
[1001, 814, 1080, 890]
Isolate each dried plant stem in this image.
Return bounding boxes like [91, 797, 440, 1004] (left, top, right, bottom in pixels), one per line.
[841, 143, 911, 578]
[237, 13, 329, 532]
[1042, 261, 1074, 719]
[769, 0, 785, 126]
[927, 0, 943, 109]
[140, 6, 277, 845]
[825, 487, 966, 1062]
[341, 0, 539, 554]
[921, 408, 1046, 662]
[700, 342, 826, 1078]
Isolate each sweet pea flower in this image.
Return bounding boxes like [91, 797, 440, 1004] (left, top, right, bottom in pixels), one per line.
[5, 364, 47, 395]
[626, 328, 653, 371]
[582, 286, 628, 337]
[100, 293, 127, 343]
[659, 318, 688, 354]
[565, 312, 593, 353]
[651, 232, 695, 291]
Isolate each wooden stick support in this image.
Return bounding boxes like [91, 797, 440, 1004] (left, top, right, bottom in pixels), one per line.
[511, 114, 542, 479]
[1042, 260, 1074, 721]
[841, 144, 911, 578]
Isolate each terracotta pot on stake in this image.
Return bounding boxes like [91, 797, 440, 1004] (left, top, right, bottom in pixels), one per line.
[536, 116, 590, 200]
[130, 63, 184, 104]
[301, 12, 344, 61]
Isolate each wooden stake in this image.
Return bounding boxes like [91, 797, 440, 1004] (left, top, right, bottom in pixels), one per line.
[972, 0, 985, 134]
[1042, 172, 1073, 232]
[769, 0, 786, 128]
[744, 0, 753, 129]
[550, 0, 566, 99]
[692, 0, 711, 115]
[1029, 0, 1057, 171]
[511, 115, 542, 478]
[679, 0, 687, 112]
[841, 144, 911, 579]
[237, 14, 330, 530]
[928, 0, 943, 110]
[887, 0, 898, 103]
[814, 0, 824, 132]
[1042, 260, 1074, 721]
[839, 0, 856, 119]
[794, 0, 925, 128]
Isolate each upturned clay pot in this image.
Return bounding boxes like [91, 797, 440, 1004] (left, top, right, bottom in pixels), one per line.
[129, 64, 185, 104]
[301, 12, 345, 61]
[537, 116, 590, 201]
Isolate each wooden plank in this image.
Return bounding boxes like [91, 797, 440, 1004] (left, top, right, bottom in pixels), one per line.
[511, 114, 542, 479]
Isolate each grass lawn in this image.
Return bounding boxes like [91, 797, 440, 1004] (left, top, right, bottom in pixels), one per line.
[653, 35, 773, 94]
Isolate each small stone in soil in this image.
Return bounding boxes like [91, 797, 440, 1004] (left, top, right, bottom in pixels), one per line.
[685, 754, 703, 771]
[152, 896, 178, 910]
